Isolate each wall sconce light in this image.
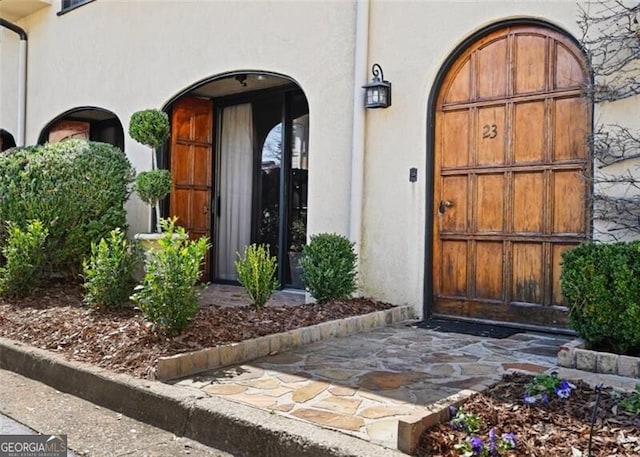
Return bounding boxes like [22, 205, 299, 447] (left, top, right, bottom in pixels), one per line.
[363, 63, 391, 109]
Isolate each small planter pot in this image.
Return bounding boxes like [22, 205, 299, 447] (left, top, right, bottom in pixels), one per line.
[133, 232, 187, 280]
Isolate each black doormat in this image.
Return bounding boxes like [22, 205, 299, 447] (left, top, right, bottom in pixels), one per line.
[412, 318, 522, 339]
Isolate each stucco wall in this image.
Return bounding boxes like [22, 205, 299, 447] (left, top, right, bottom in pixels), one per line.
[359, 1, 590, 312]
[2, 0, 638, 317]
[1, 0, 357, 237]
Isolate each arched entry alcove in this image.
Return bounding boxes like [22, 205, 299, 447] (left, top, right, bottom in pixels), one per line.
[163, 72, 309, 287]
[425, 20, 591, 329]
[38, 107, 125, 150]
[0, 129, 16, 152]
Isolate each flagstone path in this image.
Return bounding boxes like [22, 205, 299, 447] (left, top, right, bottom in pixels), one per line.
[173, 325, 572, 451]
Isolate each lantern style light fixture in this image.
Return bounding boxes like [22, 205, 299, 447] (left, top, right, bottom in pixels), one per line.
[363, 63, 391, 109]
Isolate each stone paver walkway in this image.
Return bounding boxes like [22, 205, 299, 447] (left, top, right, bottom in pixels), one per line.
[198, 283, 305, 308]
[173, 324, 572, 451]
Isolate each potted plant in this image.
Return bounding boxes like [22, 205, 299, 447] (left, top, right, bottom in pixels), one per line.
[288, 215, 306, 289]
[129, 109, 171, 235]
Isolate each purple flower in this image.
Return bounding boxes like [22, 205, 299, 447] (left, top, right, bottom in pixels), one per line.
[541, 393, 550, 403]
[523, 394, 537, 404]
[449, 405, 457, 416]
[555, 380, 575, 399]
[501, 432, 517, 449]
[468, 436, 484, 454]
[488, 428, 497, 455]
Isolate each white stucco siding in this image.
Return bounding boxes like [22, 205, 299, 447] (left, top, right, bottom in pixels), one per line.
[360, 1, 587, 312]
[2, 0, 357, 236]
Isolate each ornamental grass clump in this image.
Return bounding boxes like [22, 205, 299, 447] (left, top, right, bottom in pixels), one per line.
[0, 220, 48, 298]
[235, 243, 279, 308]
[131, 218, 208, 336]
[300, 233, 357, 303]
[82, 228, 138, 310]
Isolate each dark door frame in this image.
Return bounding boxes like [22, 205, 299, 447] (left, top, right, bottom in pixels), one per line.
[422, 18, 592, 324]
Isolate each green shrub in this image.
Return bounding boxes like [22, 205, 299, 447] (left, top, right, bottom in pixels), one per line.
[131, 218, 208, 336]
[0, 220, 48, 298]
[300, 233, 357, 304]
[129, 109, 170, 150]
[235, 244, 279, 308]
[561, 241, 640, 354]
[135, 169, 172, 207]
[0, 140, 134, 277]
[82, 228, 138, 310]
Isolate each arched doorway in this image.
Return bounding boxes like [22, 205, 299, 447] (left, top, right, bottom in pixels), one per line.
[164, 72, 309, 287]
[0, 129, 16, 152]
[38, 107, 125, 150]
[429, 23, 591, 328]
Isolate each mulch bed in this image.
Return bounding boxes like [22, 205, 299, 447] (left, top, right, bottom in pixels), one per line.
[416, 372, 640, 457]
[0, 281, 393, 378]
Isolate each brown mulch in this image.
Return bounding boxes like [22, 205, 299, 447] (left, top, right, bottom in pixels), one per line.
[0, 281, 393, 378]
[416, 372, 640, 457]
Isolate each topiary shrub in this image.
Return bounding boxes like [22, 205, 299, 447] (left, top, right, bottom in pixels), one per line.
[0, 140, 134, 278]
[561, 241, 640, 354]
[82, 228, 138, 310]
[0, 220, 48, 298]
[300, 233, 357, 304]
[235, 243, 279, 308]
[131, 218, 209, 336]
[129, 109, 171, 233]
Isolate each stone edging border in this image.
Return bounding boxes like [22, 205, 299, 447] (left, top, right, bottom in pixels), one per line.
[557, 339, 640, 378]
[156, 305, 415, 381]
[0, 336, 407, 457]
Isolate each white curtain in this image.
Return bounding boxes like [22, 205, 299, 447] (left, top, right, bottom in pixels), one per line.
[216, 103, 254, 280]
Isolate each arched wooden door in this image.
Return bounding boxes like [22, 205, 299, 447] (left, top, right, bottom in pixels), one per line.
[432, 25, 591, 327]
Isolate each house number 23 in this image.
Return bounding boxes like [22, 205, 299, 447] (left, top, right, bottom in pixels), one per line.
[482, 124, 498, 139]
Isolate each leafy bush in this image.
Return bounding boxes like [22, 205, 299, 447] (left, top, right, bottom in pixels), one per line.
[135, 169, 172, 207]
[561, 241, 640, 354]
[300, 233, 357, 304]
[82, 228, 138, 310]
[0, 220, 48, 298]
[235, 244, 279, 308]
[129, 109, 170, 150]
[131, 218, 208, 336]
[0, 140, 134, 277]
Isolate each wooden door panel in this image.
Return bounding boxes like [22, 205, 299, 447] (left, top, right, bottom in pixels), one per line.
[477, 38, 508, 99]
[444, 60, 472, 104]
[555, 43, 585, 89]
[477, 106, 506, 165]
[440, 241, 467, 297]
[514, 101, 546, 163]
[475, 241, 504, 300]
[552, 170, 586, 233]
[554, 98, 589, 161]
[513, 172, 544, 233]
[172, 144, 191, 185]
[515, 34, 547, 94]
[170, 97, 214, 281]
[442, 111, 470, 168]
[432, 25, 589, 327]
[511, 242, 544, 304]
[193, 145, 212, 186]
[440, 176, 468, 232]
[476, 174, 504, 232]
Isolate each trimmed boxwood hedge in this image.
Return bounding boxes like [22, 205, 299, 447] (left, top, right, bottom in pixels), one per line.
[0, 140, 134, 277]
[561, 241, 640, 354]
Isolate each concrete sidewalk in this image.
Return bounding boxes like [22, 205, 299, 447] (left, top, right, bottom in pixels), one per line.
[0, 369, 235, 457]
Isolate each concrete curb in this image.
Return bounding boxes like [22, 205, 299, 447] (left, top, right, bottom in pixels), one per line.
[0, 337, 407, 457]
[557, 338, 640, 378]
[157, 305, 416, 380]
